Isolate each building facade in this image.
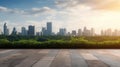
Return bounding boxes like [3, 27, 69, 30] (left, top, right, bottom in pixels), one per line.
[28, 25, 35, 36]
[3, 23, 9, 35]
[47, 22, 52, 35]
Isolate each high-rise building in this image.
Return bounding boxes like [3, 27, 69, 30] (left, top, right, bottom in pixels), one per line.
[83, 27, 87, 32]
[41, 27, 47, 36]
[11, 27, 17, 35]
[90, 28, 95, 36]
[21, 27, 27, 36]
[102, 29, 112, 36]
[47, 22, 52, 35]
[7, 29, 9, 35]
[82, 27, 91, 36]
[78, 29, 82, 36]
[28, 25, 35, 36]
[83, 27, 87, 36]
[58, 28, 66, 36]
[3, 23, 9, 35]
[72, 30, 76, 36]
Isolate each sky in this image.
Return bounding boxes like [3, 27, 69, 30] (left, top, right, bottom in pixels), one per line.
[0, 0, 120, 34]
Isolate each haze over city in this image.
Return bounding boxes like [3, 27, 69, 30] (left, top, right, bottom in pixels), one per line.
[0, 0, 120, 34]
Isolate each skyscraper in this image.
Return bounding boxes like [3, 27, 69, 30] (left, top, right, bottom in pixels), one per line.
[58, 28, 66, 36]
[3, 23, 9, 35]
[47, 22, 52, 35]
[83, 27, 87, 36]
[78, 29, 82, 36]
[11, 27, 17, 35]
[82, 27, 91, 36]
[41, 27, 47, 36]
[28, 25, 35, 36]
[72, 30, 76, 36]
[21, 27, 27, 36]
[90, 28, 95, 36]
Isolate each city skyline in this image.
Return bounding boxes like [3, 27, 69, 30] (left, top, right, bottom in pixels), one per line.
[0, 0, 120, 34]
[2, 22, 120, 36]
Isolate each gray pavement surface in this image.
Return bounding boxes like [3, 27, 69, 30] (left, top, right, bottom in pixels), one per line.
[0, 49, 120, 67]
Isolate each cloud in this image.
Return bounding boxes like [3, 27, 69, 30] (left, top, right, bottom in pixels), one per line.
[0, 6, 24, 14]
[0, 6, 56, 16]
[55, 0, 81, 8]
[22, 7, 56, 16]
[55, 0, 120, 11]
[0, 6, 8, 12]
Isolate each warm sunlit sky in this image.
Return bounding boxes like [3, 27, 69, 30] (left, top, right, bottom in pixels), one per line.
[0, 0, 120, 34]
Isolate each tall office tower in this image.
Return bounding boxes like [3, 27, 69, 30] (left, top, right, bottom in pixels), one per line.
[58, 28, 66, 36]
[90, 28, 95, 36]
[11, 27, 17, 35]
[83, 27, 92, 36]
[6, 29, 9, 35]
[47, 22, 52, 35]
[21, 27, 27, 36]
[72, 30, 76, 36]
[28, 25, 35, 36]
[83, 27, 87, 32]
[3, 23, 9, 35]
[83, 26, 87, 36]
[42, 27, 47, 35]
[78, 29, 82, 36]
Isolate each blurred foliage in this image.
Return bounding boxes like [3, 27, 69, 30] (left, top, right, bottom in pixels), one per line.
[0, 35, 120, 48]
